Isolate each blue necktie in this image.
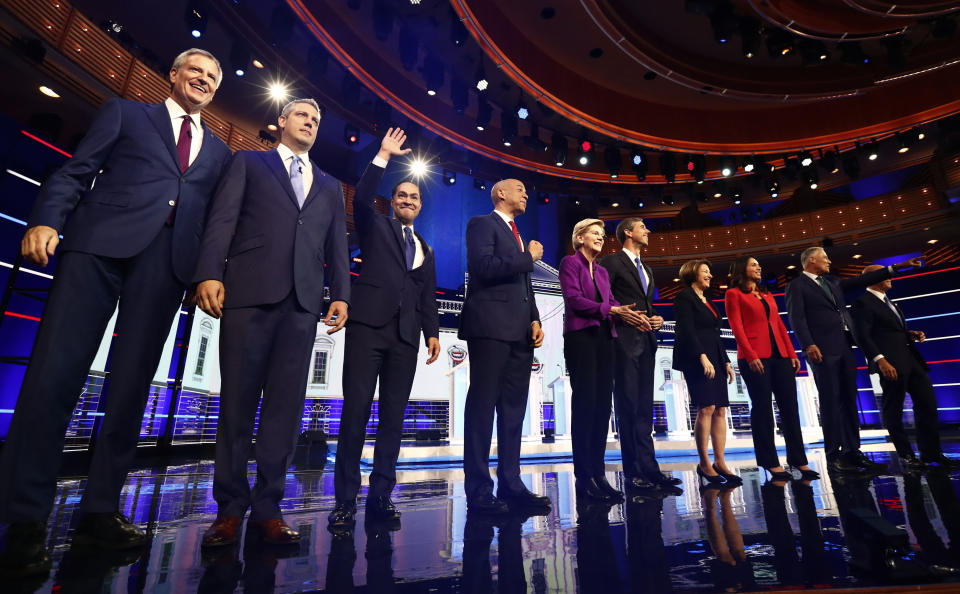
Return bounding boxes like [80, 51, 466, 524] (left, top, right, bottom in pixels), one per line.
[884, 295, 904, 326]
[289, 156, 305, 208]
[403, 226, 415, 270]
[635, 256, 648, 294]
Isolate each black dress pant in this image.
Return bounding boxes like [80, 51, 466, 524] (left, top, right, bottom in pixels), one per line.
[879, 358, 941, 459]
[334, 318, 418, 503]
[564, 327, 614, 480]
[612, 343, 659, 480]
[807, 344, 861, 461]
[0, 227, 185, 523]
[213, 292, 317, 521]
[740, 357, 807, 469]
[463, 338, 533, 502]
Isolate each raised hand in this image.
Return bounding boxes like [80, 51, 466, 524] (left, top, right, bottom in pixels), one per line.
[527, 240, 543, 262]
[377, 127, 412, 161]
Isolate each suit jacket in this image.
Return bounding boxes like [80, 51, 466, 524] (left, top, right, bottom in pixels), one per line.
[671, 287, 729, 374]
[599, 250, 658, 356]
[558, 251, 618, 337]
[349, 161, 439, 346]
[850, 292, 927, 374]
[28, 98, 231, 284]
[725, 288, 797, 361]
[192, 148, 350, 317]
[458, 212, 540, 342]
[785, 267, 892, 357]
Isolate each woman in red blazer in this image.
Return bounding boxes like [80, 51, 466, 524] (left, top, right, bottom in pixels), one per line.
[725, 256, 818, 481]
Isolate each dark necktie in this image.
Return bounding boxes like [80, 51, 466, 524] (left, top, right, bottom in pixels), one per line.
[176, 115, 192, 173]
[816, 275, 836, 305]
[634, 256, 648, 294]
[884, 295, 904, 326]
[508, 220, 524, 251]
[403, 226, 415, 270]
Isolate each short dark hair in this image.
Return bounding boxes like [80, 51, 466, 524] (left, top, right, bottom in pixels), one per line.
[729, 255, 766, 293]
[391, 179, 419, 198]
[615, 217, 644, 245]
[679, 259, 712, 287]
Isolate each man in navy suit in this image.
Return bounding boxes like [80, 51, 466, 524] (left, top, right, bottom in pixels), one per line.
[850, 265, 959, 471]
[194, 98, 350, 547]
[458, 179, 550, 515]
[786, 247, 919, 474]
[328, 129, 441, 532]
[0, 49, 231, 574]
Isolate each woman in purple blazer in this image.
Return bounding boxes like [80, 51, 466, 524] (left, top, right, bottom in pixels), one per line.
[560, 218, 644, 503]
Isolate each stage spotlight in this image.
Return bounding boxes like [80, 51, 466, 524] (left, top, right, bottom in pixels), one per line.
[803, 168, 819, 189]
[604, 146, 621, 178]
[766, 178, 780, 198]
[896, 132, 911, 153]
[631, 150, 645, 167]
[516, 99, 529, 120]
[712, 181, 724, 199]
[710, 9, 736, 44]
[443, 169, 456, 185]
[185, 3, 207, 38]
[537, 192, 550, 204]
[633, 152, 648, 181]
[660, 151, 677, 184]
[344, 124, 359, 145]
[798, 151, 813, 167]
[501, 111, 517, 146]
[839, 41, 869, 64]
[423, 54, 443, 95]
[662, 194, 675, 206]
[268, 81, 289, 102]
[476, 99, 492, 131]
[912, 126, 925, 141]
[578, 139, 593, 166]
[475, 66, 488, 91]
[799, 39, 829, 65]
[409, 157, 428, 178]
[820, 150, 839, 173]
[766, 29, 794, 58]
[552, 131, 567, 166]
[473, 177, 487, 191]
[740, 16, 761, 58]
[230, 42, 250, 77]
[688, 154, 706, 183]
[719, 156, 736, 177]
[631, 197, 645, 209]
[742, 155, 756, 173]
[730, 186, 743, 204]
[450, 77, 468, 114]
[842, 152, 861, 179]
[522, 123, 548, 152]
[866, 139, 879, 160]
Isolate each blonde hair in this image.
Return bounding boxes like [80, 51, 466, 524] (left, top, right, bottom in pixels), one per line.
[679, 259, 712, 287]
[571, 218, 605, 250]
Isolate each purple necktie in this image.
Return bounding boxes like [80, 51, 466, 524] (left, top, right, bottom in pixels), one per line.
[177, 115, 192, 173]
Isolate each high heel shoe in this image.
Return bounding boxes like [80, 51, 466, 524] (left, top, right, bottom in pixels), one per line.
[712, 463, 743, 485]
[696, 465, 727, 486]
[765, 467, 794, 482]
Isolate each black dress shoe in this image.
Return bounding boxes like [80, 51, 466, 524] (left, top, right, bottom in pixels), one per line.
[468, 494, 510, 515]
[922, 454, 960, 470]
[595, 476, 624, 501]
[0, 521, 51, 577]
[576, 477, 618, 503]
[73, 512, 147, 549]
[899, 453, 926, 473]
[498, 488, 551, 508]
[853, 451, 889, 472]
[650, 473, 682, 487]
[828, 456, 870, 475]
[366, 495, 401, 521]
[624, 475, 656, 491]
[327, 501, 357, 533]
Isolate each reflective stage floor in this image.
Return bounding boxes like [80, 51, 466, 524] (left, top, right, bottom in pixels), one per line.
[7, 442, 960, 593]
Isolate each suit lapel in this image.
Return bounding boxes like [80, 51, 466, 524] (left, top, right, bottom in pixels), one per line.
[300, 162, 326, 210]
[491, 212, 521, 253]
[802, 274, 836, 306]
[265, 150, 302, 210]
[392, 219, 407, 267]
[183, 122, 214, 175]
[146, 103, 181, 174]
[618, 250, 647, 298]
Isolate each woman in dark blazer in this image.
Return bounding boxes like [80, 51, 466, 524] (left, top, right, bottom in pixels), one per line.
[726, 256, 818, 481]
[559, 218, 643, 503]
[672, 260, 736, 486]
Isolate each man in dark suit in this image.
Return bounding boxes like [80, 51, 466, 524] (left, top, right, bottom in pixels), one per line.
[458, 179, 549, 515]
[850, 265, 958, 471]
[328, 129, 441, 532]
[599, 218, 681, 495]
[193, 98, 349, 547]
[785, 247, 920, 474]
[0, 49, 231, 574]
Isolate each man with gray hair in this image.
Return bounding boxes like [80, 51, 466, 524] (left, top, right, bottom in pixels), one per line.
[785, 246, 920, 475]
[194, 97, 349, 547]
[0, 48, 231, 575]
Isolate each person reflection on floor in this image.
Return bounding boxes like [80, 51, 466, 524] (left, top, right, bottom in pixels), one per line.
[626, 492, 672, 592]
[197, 531, 288, 594]
[576, 501, 623, 593]
[702, 485, 755, 592]
[366, 519, 397, 593]
[324, 530, 357, 594]
[902, 471, 960, 573]
[760, 478, 832, 587]
[461, 513, 527, 594]
[54, 541, 142, 593]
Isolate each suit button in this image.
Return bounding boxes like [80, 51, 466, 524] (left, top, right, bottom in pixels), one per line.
[180, 177, 185, 182]
[168, 200, 175, 206]
[298, 219, 303, 225]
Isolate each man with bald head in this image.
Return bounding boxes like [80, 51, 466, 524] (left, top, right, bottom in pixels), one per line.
[458, 179, 550, 515]
[786, 246, 920, 474]
[850, 265, 958, 471]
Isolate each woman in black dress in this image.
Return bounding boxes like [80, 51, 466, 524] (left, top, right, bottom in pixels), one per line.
[672, 260, 736, 486]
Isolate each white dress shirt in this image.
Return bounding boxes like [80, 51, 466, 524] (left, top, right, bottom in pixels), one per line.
[865, 287, 897, 362]
[621, 246, 649, 290]
[493, 209, 523, 251]
[276, 142, 313, 198]
[164, 97, 202, 166]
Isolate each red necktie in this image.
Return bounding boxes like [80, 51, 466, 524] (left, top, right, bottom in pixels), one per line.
[177, 115, 192, 173]
[508, 220, 524, 251]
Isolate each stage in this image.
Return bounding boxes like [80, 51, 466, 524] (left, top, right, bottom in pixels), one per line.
[4, 440, 960, 593]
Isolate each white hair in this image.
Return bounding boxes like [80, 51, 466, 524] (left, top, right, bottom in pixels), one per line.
[280, 98, 321, 118]
[800, 246, 824, 268]
[171, 48, 222, 87]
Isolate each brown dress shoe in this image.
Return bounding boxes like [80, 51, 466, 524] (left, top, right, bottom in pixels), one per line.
[252, 519, 300, 545]
[201, 516, 243, 548]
